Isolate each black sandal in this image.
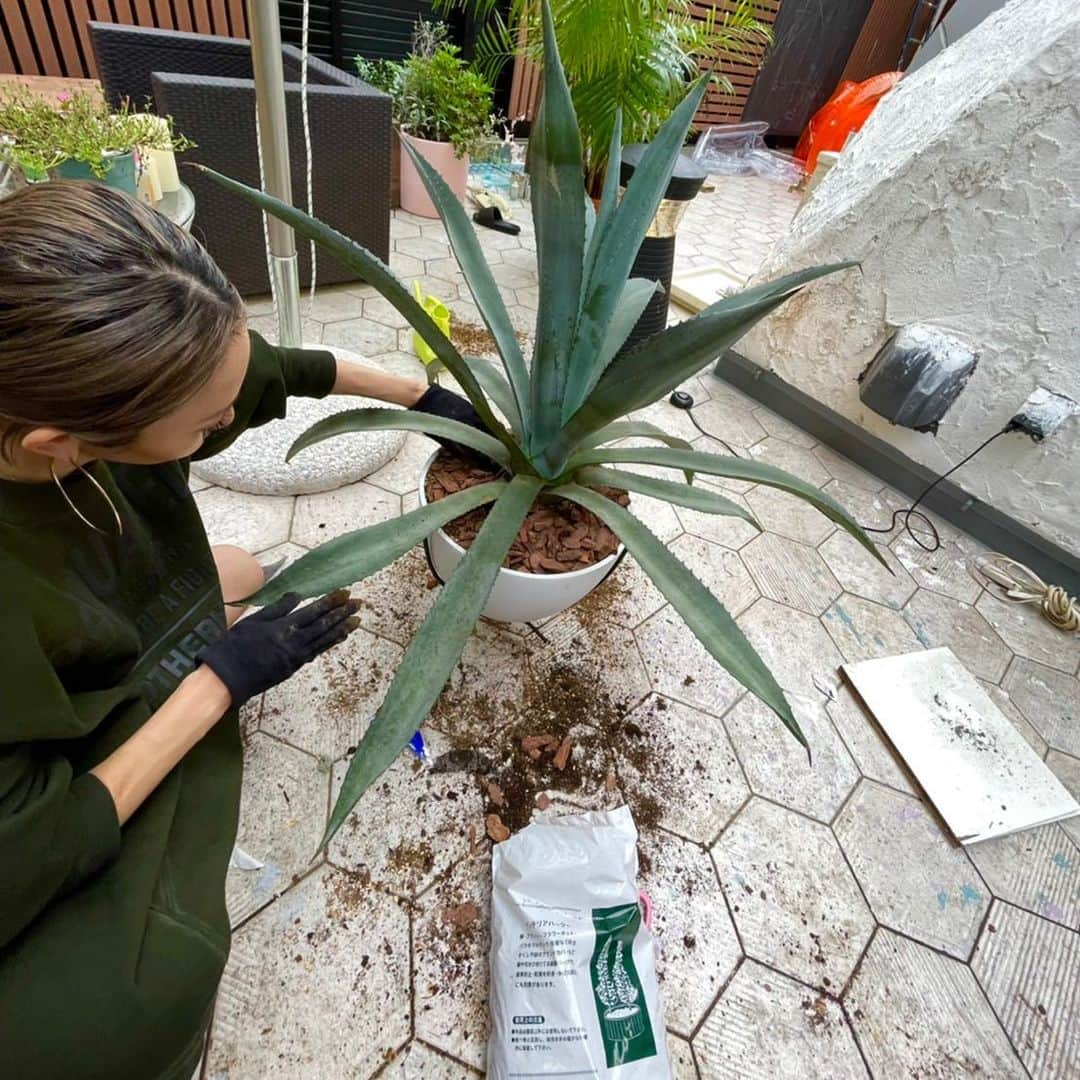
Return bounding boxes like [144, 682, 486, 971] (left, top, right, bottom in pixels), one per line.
[472, 205, 521, 236]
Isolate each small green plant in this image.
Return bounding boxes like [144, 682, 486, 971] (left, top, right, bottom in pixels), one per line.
[0, 88, 192, 179]
[355, 20, 497, 158]
[202, 0, 881, 847]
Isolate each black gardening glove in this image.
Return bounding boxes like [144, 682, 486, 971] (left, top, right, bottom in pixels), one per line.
[197, 591, 361, 707]
[410, 385, 497, 467]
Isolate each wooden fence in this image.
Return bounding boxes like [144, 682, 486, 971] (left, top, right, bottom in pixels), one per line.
[1, 0, 248, 78]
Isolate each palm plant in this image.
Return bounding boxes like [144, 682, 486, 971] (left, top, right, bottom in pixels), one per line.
[200, 0, 880, 847]
[437, 0, 771, 188]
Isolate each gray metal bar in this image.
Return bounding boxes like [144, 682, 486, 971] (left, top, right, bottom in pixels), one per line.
[248, 0, 302, 346]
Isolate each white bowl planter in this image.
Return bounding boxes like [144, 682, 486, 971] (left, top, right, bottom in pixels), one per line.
[418, 450, 623, 623]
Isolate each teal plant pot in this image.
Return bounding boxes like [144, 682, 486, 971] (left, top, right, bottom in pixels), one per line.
[54, 150, 138, 195]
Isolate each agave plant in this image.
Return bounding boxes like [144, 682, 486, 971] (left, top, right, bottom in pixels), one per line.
[201, 1, 881, 847]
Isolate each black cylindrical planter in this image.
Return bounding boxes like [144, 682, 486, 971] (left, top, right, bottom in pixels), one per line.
[617, 144, 707, 355]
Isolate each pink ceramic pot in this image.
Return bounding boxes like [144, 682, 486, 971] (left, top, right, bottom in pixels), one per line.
[399, 132, 469, 218]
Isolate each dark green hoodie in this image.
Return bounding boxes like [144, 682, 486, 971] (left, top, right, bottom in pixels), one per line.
[0, 331, 336, 1080]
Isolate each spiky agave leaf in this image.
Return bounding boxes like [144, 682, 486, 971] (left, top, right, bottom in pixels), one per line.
[321, 475, 541, 845]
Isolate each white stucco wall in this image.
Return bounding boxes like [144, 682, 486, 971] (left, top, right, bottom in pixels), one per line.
[739, 0, 1080, 557]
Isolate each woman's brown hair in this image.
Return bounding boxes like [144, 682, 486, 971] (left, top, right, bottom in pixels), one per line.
[0, 181, 244, 458]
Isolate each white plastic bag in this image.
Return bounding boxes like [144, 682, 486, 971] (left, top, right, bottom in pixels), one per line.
[489, 806, 668, 1078]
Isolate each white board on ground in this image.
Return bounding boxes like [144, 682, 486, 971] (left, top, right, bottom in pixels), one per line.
[842, 647, 1079, 845]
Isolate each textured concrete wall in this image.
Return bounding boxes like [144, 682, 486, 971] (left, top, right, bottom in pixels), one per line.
[739, 0, 1080, 557]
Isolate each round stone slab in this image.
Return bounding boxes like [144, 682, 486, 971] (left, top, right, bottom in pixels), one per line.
[191, 344, 407, 495]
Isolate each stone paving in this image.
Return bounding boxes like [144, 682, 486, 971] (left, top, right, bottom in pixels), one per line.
[197, 175, 1080, 1078]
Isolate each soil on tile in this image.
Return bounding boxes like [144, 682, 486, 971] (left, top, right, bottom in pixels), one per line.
[424, 447, 628, 573]
[325, 867, 373, 924]
[450, 321, 527, 358]
[430, 605, 677, 838]
[387, 840, 435, 877]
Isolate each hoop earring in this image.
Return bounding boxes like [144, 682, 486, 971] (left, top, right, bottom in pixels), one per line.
[50, 461, 124, 537]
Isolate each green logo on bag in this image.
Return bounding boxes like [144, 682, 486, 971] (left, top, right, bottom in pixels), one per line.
[588, 903, 657, 1068]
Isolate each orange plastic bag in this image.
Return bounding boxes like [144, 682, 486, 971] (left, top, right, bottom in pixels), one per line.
[795, 72, 903, 173]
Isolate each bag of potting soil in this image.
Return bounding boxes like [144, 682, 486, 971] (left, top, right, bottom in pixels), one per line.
[489, 806, 669, 1078]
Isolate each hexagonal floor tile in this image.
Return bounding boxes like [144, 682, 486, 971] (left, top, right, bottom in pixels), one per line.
[628, 490, 684, 543]
[615, 695, 749, 845]
[361, 294, 410, 329]
[635, 607, 744, 717]
[563, 554, 667, 631]
[328, 729, 483, 900]
[205, 866, 411, 1078]
[892, 531, 982, 605]
[667, 1032, 699, 1079]
[1002, 658, 1080, 756]
[637, 829, 741, 1036]
[537, 600, 652, 689]
[971, 900, 1080, 1079]
[261, 628, 403, 760]
[824, 684, 914, 794]
[321, 317, 398, 357]
[902, 590, 1012, 682]
[751, 405, 818, 448]
[227, 733, 328, 928]
[819, 479, 906, 534]
[671, 534, 760, 616]
[980, 680, 1049, 758]
[364, 433, 437, 497]
[975, 589, 1079, 676]
[811, 445, 882, 492]
[711, 798, 874, 989]
[748, 438, 832, 489]
[817, 531, 916, 611]
[965, 822, 1080, 927]
[694, 960, 867, 1080]
[350, 551, 439, 647]
[845, 928, 1025, 1079]
[429, 623, 533, 744]
[380, 1041, 480, 1077]
[1046, 751, 1080, 848]
[834, 781, 987, 959]
[744, 486, 836, 547]
[394, 234, 451, 261]
[820, 595, 923, 664]
[303, 285, 366, 324]
[413, 855, 491, 1071]
[723, 692, 859, 824]
[194, 487, 294, 553]
[741, 533, 842, 616]
[685, 395, 768, 450]
[291, 481, 400, 547]
[675, 495, 760, 551]
[737, 599, 845, 699]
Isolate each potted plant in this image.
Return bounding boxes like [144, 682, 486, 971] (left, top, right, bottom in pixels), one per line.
[439, 0, 771, 193]
[0, 88, 191, 196]
[356, 20, 497, 216]
[201, 0, 881, 846]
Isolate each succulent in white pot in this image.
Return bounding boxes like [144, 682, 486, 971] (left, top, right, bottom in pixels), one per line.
[200, 0, 881, 845]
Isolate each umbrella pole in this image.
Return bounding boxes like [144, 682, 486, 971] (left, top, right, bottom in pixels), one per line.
[248, 0, 302, 346]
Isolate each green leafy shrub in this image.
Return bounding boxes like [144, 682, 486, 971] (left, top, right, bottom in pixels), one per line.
[0, 88, 191, 179]
[202, 0, 878, 847]
[355, 20, 497, 159]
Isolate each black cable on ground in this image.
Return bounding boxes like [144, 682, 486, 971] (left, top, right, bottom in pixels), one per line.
[669, 390, 1014, 555]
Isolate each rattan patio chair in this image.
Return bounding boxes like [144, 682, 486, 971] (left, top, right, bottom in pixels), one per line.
[90, 21, 391, 295]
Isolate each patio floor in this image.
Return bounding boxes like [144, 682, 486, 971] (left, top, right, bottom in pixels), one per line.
[198, 176, 1080, 1079]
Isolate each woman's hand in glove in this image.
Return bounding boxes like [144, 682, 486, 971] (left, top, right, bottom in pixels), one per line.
[409, 385, 496, 466]
[197, 590, 361, 707]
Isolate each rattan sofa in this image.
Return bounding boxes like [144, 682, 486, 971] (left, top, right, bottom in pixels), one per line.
[90, 21, 390, 295]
